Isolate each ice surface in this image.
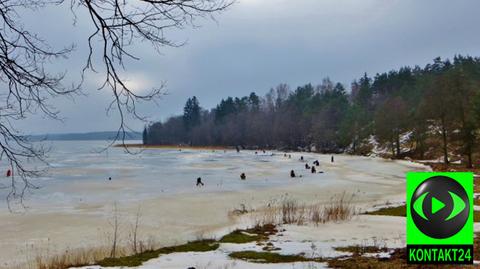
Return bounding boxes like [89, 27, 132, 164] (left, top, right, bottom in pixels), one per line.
[0, 141, 431, 267]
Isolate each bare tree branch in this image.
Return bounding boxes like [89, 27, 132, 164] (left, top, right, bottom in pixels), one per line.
[76, 0, 233, 150]
[0, 0, 233, 208]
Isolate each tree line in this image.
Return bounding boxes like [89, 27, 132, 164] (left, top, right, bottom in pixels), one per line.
[144, 55, 480, 167]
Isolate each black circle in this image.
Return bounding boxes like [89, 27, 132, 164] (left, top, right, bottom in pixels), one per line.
[410, 176, 469, 239]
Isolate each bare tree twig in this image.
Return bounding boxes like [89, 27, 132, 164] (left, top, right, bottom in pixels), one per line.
[0, 0, 233, 207]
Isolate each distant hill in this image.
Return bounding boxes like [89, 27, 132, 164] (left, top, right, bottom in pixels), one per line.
[28, 131, 142, 141]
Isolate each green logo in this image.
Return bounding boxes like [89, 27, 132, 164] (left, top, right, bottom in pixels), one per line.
[407, 172, 473, 264]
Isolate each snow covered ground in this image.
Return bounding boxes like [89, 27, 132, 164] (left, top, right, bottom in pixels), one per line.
[75, 251, 327, 269]
[71, 215, 406, 269]
[72, 214, 480, 269]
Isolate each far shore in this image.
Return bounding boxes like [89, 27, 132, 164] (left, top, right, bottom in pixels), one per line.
[117, 144, 480, 175]
[115, 144, 232, 150]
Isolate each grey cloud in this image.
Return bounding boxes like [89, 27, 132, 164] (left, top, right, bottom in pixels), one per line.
[13, 0, 480, 133]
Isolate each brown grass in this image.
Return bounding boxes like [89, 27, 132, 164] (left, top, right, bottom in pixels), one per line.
[31, 241, 158, 269]
[321, 192, 357, 223]
[33, 246, 112, 269]
[252, 193, 357, 226]
[281, 198, 301, 224]
[365, 205, 406, 217]
[228, 251, 324, 263]
[426, 162, 480, 174]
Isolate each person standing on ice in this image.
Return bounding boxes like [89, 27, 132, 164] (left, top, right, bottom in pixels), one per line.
[196, 177, 204, 187]
[331, 156, 334, 163]
[6, 169, 11, 177]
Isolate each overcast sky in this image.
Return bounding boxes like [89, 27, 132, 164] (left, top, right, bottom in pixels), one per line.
[14, 0, 480, 134]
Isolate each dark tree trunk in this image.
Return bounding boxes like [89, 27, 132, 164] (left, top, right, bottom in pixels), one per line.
[352, 135, 357, 154]
[467, 149, 473, 168]
[464, 128, 473, 168]
[391, 136, 396, 157]
[460, 109, 473, 169]
[418, 137, 425, 160]
[440, 116, 449, 165]
[395, 131, 401, 158]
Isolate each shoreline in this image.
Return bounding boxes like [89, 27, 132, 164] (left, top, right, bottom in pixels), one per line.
[115, 144, 232, 150]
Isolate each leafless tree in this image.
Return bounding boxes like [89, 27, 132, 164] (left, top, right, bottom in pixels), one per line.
[109, 202, 119, 258]
[77, 0, 233, 143]
[0, 0, 233, 206]
[130, 205, 141, 254]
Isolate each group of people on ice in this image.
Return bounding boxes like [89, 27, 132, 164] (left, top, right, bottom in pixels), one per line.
[290, 155, 333, 178]
[195, 149, 335, 186]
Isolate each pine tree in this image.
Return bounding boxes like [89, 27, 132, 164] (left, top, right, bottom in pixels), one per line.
[183, 96, 201, 130]
[142, 126, 148, 145]
[248, 92, 260, 112]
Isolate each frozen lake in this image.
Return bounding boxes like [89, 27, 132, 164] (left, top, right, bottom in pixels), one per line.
[0, 141, 429, 267]
[0, 140, 385, 212]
